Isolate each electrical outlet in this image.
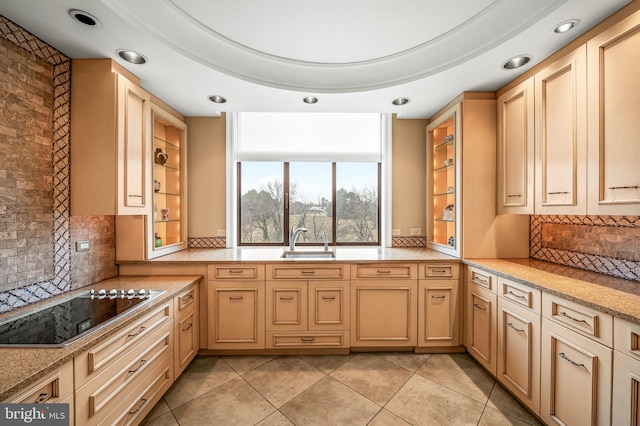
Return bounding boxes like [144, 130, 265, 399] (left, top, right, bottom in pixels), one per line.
[76, 241, 90, 252]
[410, 228, 422, 236]
[392, 228, 401, 236]
[216, 229, 226, 237]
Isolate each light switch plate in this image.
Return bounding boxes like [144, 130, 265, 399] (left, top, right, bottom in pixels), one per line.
[216, 229, 226, 237]
[392, 228, 401, 236]
[76, 241, 90, 251]
[410, 228, 422, 236]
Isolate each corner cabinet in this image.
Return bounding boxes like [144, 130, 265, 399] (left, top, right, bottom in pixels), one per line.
[426, 103, 461, 257]
[70, 58, 152, 216]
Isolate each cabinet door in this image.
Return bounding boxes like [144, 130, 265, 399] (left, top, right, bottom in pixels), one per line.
[466, 283, 497, 375]
[497, 77, 535, 214]
[418, 279, 460, 347]
[534, 46, 587, 215]
[351, 280, 417, 347]
[497, 297, 541, 415]
[118, 74, 150, 211]
[541, 318, 612, 426]
[175, 309, 197, 376]
[587, 12, 640, 215]
[613, 351, 640, 426]
[208, 281, 265, 350]
[266, 281, 307, 332]
[308, 281, 349, 331]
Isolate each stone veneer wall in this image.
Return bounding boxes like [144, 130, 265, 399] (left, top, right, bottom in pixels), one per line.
[0, 16, 117, 312]
[530, 215, 640, 281]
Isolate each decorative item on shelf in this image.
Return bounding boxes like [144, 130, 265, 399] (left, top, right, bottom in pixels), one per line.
[442, 204, 454, 221]
[154, 147, 168, 165]
[448, 236, 454, 247]
[443, 134, 454, 143]
[444, 158, 454, 167]
[155, 233, 162, 248]
[154, 206, 158, 221]
[446, 186, 454, 194]
[160, 208, 169, 221]
[154, 179, 161, 193]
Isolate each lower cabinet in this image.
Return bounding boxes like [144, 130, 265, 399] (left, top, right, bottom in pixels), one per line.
[174, 283, 199, 376]
[465, 279, 497, 375]
[417, 279, 461, 348]
[613, 317, 640, 426]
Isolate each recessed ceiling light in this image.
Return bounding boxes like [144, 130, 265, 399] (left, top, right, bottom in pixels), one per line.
[392, 97, 410, 106]
[69, 9, 101, 27]
[553, 19, 580, 33]
[208, 95, 227, 104]
[303, 96, 318, 104]
[502, 55, 532, 70]
[116, 49, 147, 65]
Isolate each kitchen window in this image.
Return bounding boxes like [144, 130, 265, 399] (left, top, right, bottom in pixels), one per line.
[233, 112, 387, 247]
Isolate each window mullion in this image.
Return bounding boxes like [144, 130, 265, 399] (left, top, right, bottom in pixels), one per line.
[284, 162, 290, 247]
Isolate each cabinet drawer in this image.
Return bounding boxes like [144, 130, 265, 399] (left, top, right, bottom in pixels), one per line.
[421, 263, 460, 280]
[466, 266, 496, 292]
[498, 277, 541, 313]
[543, 293, 613, 347]
[3, 359, 73, 403]
[75, 320, 172, 425]
[175, 285, 197, 313]
[209, 264, 264, 280]
[75, 301, 172, 387]
[614, 317, 640, 361]
[270, 264, 347, 280]
[353, 263, 416, 279]
[266, 332, 349, 348]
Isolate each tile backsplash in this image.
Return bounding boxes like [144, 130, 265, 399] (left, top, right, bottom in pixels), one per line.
[530, 215, 640, 281]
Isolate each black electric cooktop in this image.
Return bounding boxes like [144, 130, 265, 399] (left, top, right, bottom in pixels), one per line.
[0, 289, 164, 347]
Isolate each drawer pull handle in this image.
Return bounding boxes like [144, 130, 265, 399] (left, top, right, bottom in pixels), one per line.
[181, 293, 194, 303]
[301, 337, 315, 342]
[128, 194, 143, 198]
[507, 322, 525, 333]
[473, 276, 488, 285]
[547, 191, 569, 195]
[322, 296, 336, 300]
[129, 398, 147, 416]
[128, 359, 147, 374]
[431, 295, 446, 299]
[301, 271, 315, 275]
[127, 326, 147, 339]
[473, 303, 487, 311]
[507, 290, 527, 301]
[35, 393, 49, 403]
[431, 269, 448, 273]
[229, 270, 244, 274]
[609, 185, 639, 190]
[183, 322, 193, 331]
[559, 352, 586, 369]
[559, 311, 590, 327]
[280, 296, 294, 301]
[507, 194, 521, 198]
[377, 270, 391, 274]
[229, 296, 244, 301]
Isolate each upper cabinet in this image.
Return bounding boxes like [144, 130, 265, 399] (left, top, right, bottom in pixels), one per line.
[71, 59, 152, 215]
[587, 12, 640, 215]
[497, 77, 535, 215]
[534, 46, 587, 215]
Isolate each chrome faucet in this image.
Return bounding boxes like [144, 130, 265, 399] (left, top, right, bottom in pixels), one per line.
[289, 225, 308, 251]
[320, 231, 329, 251]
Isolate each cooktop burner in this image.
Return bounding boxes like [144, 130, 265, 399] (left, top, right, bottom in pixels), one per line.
[0, 289, 164, 347]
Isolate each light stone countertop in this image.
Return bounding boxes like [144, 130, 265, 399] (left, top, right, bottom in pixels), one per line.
[119, 246, 462, 264]
[0, 275, 202, 401]
[465, 258, 640, 325]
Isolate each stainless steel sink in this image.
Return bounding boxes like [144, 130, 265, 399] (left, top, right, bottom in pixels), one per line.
[280, 250, 336, 259]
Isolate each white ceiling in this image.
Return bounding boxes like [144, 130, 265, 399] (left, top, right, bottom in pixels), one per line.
[0, 0, 632, 118]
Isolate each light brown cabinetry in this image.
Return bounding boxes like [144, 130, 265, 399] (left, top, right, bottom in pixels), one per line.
[464, 266, 497, 375]
[417, 263, 461, 349]
[174, 284, 199, 376]
[71, 58, 151, 216]
[613, 317, 640, 426]
[497, 77, 535, 215]
[265, 264, 349, 348]
[534, 46, 587, 215]
[587, 11, 640, 215]
[350, 264, 417, 347]
[207, 264, 265, 350]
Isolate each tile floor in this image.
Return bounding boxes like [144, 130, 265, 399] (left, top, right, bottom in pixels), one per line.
[141, 352, 543, 426]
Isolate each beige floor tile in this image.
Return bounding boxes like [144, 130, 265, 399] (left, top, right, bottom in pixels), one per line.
[487, 383, 539, 424]
[243, 356, 326, 408]
[140, 412, 179, 426]
[386, 374, 485, 426]
[164, 356, 239, 409]
[255, 411, 294, 426]
[330, 353, 412, 405]
[416, 353, 495, 404]
[377, 352, 431, 372]
[172, 377, 275, 426]
[299, 353, 354, 373]
[368, 408, 412, 425]
[141, 397, 171, 423]
[221, 355, 276, 375]
[280, 376, 381, 426]
[478, 407, 534, 426]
